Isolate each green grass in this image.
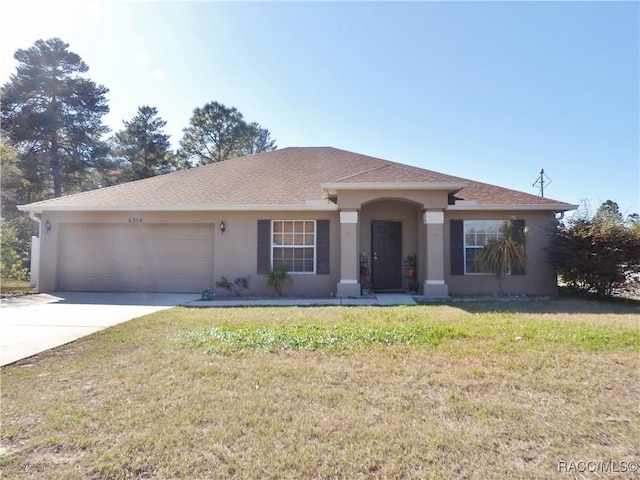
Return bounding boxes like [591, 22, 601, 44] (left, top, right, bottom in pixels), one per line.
[181, 322, 470, 353]
[1, 298, 639, 479]
[180, 309, 639, 354]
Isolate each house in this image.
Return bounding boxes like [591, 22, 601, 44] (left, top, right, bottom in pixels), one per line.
[18, 147, 577, 297]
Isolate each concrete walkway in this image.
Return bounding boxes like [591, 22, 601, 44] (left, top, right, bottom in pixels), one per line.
[1, 292, 418, 367]
[186, 293, 417, 307]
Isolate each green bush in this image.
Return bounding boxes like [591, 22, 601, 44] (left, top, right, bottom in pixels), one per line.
[215, 275, 251, 296]
[0, 219, 29, 281]
[548, 201, 640, 297]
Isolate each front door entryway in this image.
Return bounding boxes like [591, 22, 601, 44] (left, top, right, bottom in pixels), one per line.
[371, 221, 403, 291]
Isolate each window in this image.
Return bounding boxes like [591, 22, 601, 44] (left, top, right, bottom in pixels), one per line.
[272, 220, 316, 273]
[450, 219, 525, 277]
[464, 220, 507, 274]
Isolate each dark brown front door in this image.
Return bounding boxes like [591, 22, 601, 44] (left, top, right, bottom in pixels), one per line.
[371, 221, 403, 291]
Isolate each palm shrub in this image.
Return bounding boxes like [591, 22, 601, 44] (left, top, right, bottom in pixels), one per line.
[265, 264, 292, 297]
[478, 219, 527, 295]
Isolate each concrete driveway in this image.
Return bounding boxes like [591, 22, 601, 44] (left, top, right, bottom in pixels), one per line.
[0, 292, 197, 366]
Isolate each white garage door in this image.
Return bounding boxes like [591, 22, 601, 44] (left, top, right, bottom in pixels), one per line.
[58, 223, 214, 293]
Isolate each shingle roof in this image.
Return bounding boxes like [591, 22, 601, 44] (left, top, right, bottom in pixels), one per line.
[19, 147, 575, 211]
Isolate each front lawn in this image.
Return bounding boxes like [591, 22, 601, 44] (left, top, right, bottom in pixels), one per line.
[1, 299, 638, 479]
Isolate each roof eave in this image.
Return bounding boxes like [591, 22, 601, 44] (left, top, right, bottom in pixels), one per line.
[17, 203, 340, 213]
[321, 181, 468, 196]
[19, 202, 578, 213]
[446, 203, 578, 212]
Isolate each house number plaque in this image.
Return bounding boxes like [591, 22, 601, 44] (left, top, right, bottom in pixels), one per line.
[128, 217, 143, 224]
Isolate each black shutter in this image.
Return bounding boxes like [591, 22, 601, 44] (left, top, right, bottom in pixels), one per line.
[316, 220, 330, 274]
[257, 220, 271, 274]
[511, 219, 526, 276]
[450, 219, 464, 275]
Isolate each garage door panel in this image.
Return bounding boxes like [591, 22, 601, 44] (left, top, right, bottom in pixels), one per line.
[59, 223, 214, 293]
[62, 256, 212, 277]
[65, 275, 212, 293]
[142, 241, 212, 256]
[126, 259, 211, 277]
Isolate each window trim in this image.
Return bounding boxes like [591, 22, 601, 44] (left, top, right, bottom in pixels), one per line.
[271, 220, 317, 274]
[463, 219, 507, 275]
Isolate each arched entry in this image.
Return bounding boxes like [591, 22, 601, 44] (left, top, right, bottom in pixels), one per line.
[360, 199, 421, 292]
[332, 186, 452, 298]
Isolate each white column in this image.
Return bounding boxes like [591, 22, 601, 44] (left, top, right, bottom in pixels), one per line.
[423, 210, 449, 297]
[336, 210, 361, 297]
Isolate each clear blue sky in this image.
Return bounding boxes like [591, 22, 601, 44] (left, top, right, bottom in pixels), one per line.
[2, 1, 638, 216]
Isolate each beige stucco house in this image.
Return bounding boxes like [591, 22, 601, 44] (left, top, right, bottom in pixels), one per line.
[18, 147, 577, 297]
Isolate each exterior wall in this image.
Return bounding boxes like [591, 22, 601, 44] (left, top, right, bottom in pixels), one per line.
[255, 212, 340, 297]
[444, 210, 559, 296]
[36, 212, 59, 293]
[338, 190, 448, 210]
[32, 204, 559, 297]
[34, 210, 340, 297]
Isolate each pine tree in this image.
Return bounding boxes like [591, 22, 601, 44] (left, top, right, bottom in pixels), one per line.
[179, 101, 276, 166]
[1, 38, 109, 198]
[109, 106, 176, 182]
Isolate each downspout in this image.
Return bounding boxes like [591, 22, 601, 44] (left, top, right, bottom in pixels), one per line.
[29, 211, 42, 233]
[28, 212, 42, 289]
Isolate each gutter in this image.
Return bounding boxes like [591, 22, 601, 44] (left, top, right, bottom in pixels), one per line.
[446, 203, 578, 212]
[18, 203, 340, 213]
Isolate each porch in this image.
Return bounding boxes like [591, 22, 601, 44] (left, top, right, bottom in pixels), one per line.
[325, 186, 454, 298]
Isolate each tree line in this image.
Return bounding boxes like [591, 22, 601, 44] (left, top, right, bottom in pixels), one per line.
[2, 39, 639, 298]
[1, 38, 276, 280]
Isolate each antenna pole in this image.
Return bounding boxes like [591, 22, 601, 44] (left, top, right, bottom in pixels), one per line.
[532, 168, 551, 197]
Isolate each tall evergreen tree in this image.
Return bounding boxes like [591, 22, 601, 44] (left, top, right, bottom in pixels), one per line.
[592, 200, 624, 229]
[1, 38, 109, 199]
[109, 105, 175, 182]
[179, 101, 276, 166]
[245, 121, 277, 155]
